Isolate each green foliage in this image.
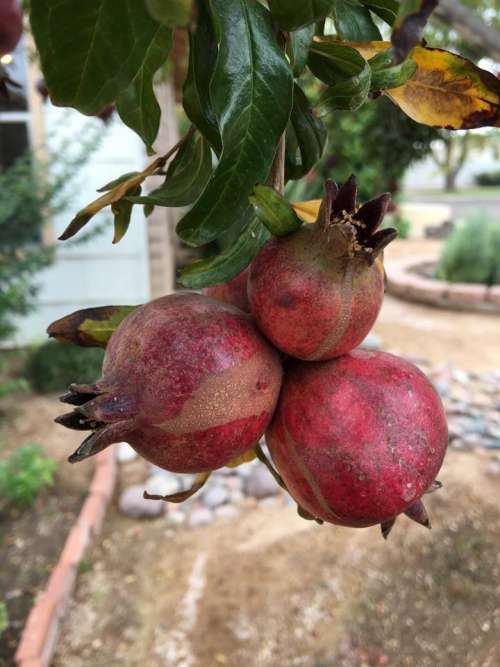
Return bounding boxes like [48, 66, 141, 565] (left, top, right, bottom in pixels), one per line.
[27, 0, 500, 289]
[289, 95, 438, 203]
[0, 445, 57, 508]
[176, 0, 293, 247]
[475, 170, 500, 187]
[387, 213, 411, 239]
[26, 341, 104, 394]
[0, 601, 8, 637]
[436, 214, 500, 285]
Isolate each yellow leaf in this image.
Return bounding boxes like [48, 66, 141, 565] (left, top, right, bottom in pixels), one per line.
[315, 38, 500, 129]
[292, 199, 321, 223]
[226, 448, 257, 468]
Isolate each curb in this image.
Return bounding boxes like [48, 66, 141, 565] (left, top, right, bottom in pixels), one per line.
[15, 449, 117, 667]
[386, 257, 500, 313]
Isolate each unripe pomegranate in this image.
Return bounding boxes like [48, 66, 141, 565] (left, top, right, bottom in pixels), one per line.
[248, 177, 397, 360]
[267, 350, 448, 535]
[0, 0, 22, 57]
[203, 268, 250, 312]
[56, 293, 282, 473]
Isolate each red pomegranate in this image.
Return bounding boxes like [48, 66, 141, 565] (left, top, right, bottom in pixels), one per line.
[0, 0, 23, 56]
[248, 177, 397, 360]
[267, 350, 448, 535]
[56, 293, 282, 473]
[203, 268, 250, 312]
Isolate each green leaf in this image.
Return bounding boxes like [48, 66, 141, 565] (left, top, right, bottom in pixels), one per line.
[285, 84, 327, 180]
[145, 0, 192, 26]
[268, 0, 334, 30]
[391, 0, 437, 63]
[183, 0, 222, 154]
[178, 213, 270, 288]
[176, 0, 293, 246]
[360, 0, 399, 25]
[111, 185, 141, 244]
[47, 305, 138, 348]
[333, 0, 382, 40]
[250, 185, 302, 236]
[30, 0, 168, 115]
[287, 25, 315, 77]
[128, 133, 212, 207]
[309, 40, 371, 110]
[368, 48, 416, 90]
[116, 28, 172, 152]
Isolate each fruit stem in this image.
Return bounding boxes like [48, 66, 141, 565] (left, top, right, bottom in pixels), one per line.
[255, 443, 288, 491]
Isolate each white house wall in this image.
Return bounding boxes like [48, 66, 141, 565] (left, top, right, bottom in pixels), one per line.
[9, 105, 150, 348]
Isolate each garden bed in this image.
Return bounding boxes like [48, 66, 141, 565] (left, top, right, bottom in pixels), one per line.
[386, 256, 500, 312]
[0, 394, 94, 666]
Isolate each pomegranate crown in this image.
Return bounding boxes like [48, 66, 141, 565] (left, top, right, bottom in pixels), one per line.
[316, 175, 398, 262]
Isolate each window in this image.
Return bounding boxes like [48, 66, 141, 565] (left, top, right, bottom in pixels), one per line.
[0, 38, 31, 170]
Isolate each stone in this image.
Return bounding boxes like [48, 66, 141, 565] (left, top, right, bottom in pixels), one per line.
[202, 484, 229, 509]
[188, 507, 214, 527]
[144, 473, 181, 498]
[214, 505, 240, 520]
[119, 485, 164, 519]
[244, 464, 280, 499]
[115, 442, 137, 463]
[361, 332, 382, 350]
[167, 510, 187, 525]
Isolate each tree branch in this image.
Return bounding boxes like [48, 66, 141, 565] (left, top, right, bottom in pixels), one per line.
[434, 0, 500, 62]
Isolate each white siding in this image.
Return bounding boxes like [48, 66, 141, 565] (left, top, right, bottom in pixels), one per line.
[9, 105, 150, 347]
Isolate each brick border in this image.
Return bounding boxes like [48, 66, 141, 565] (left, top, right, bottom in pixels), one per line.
[386, 257, 500, 313]
[15, 449, 117, 667]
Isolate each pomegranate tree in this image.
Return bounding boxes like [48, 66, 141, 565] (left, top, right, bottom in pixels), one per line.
[248, 178, 396, 360]
[56, 293, 282, 473]
[266, 350, 448, 536]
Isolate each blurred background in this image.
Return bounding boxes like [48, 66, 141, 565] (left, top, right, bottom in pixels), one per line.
[1, 1, 499, 666]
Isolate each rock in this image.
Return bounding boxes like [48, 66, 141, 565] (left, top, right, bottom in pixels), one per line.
[244, 464, 280, 499]
[214, 505, 240, 520]
[119, 485, 164, 519]
[167, 510, 187, 525]
[188, 507, 214, 527]
[202, 484, 229, 509]
[361, 332, 382, 350]
[144, 473, 181, 498]
[115, 442, 137, 463]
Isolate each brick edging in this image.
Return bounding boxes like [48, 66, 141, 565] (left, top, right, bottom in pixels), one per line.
[386, 257, 500, 313]
[15, 449, 117, 667]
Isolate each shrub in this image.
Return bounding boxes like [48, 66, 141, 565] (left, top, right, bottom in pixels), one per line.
[0, 444, 57, 508]
[436, 214, 500, 285]
[0, 601, 7, 637]
[475, 170, 500, 187]
[26, 341, 104, 393]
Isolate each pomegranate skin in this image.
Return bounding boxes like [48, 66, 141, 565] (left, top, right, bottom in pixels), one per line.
[267, 350, 448, 527]
[0, 0, 23, 56]
[248, 229, 385, 360]
[248, 177, 396, 361]
[59, 293, 282, 473]
[203, 268, 250, 312]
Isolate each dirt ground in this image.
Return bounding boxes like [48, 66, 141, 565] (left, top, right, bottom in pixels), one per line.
[52, 450, 500, 667]
[52, 236, 500, 667]
[375, 239, 500, 372]
[0, 396, 92, 665]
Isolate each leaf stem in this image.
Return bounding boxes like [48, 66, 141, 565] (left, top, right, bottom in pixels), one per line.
[269, 133, 286, 196]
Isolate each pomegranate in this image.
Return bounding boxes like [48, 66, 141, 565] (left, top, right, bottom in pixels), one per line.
[56, 292, 282, 473]
[203, 268, 250, 312]
[97, 104, 115, 124]
[248, 176, 397, 360]
[267, 350, 448, 536]
[0, 0, 22, 57]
